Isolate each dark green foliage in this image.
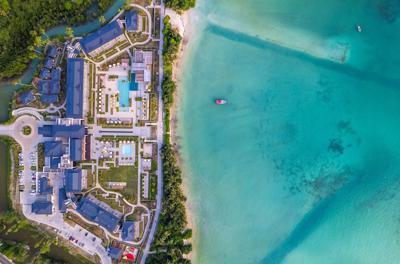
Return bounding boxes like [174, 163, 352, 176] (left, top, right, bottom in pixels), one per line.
[0, 0, 113, 80]
[164, 0, 195, 12]
[161, 16, 181, 141]
[162, 16, 182, 76]
[33, 254, 67, 264]
[146, 144, 192, 264]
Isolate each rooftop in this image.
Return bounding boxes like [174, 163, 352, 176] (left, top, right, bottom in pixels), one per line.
[70, 138, 83, 162]
[40, 94, 58, 104]
[32, 200, 53, 215]
[125, 10, 138, 31]
[40, 68, 51, 79]
[49, 157, 61, 169]
[121, 221, 135, 241]
[44, 57, 54, 69]
[65, 168, 82, 193]
[38, 125, 85, 139]
[17, 90, 35, 105]
[46, 45, 57, 58]
[77, 195, 122, 232]
[51, 68, 61, 80]
[66, 58, 84, 119]
[108, 246, 123, 260]
[58, 188, 67, 213]
[38, 177, 53, 195]
[44, 141, 65, 157]
[80, 20, 123, 54]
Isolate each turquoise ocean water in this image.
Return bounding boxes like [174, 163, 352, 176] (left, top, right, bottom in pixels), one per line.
[177, 0, 400, 263]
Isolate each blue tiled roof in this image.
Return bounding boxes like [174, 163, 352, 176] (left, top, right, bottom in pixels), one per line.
[44, 57, 54, 69]
[80, 20, 123, 54]
[121, 221, 135, 241]
[44, 141, 64, 157]
[38, 125, 85, 138]
[58, 188, 67, 213]
[40, 68, 51, 79]
[125, 11, 138, 31]
[66, 58, 84, 119]
[38, 177, 53, 195]
[65, 168, 82, 193]
[108, 246, 123, 260]
[70, 138, 83, 162]
[32, 200, 53, 214]
[50, 80, 60, 94]
[38, 126, 51, 136]
[47, 45, 57, 58]
[38, 80, 50, 94]
[77, 196, 122, 232]
[49, 157, 61, 169]
[40, 94, 58, 104]
[51, 68, 61, 80]
[18, 91, 35, 105]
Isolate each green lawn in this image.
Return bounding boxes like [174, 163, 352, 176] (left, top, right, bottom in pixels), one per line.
[149, 173, 157, 201]
[98, 166, 138, 203]
[37, 143, 44, 171]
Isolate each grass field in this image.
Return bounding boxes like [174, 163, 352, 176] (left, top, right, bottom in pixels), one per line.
[98, 166, 138, 204]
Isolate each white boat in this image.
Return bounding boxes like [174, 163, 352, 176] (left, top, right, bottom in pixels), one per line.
[356, 25, 362, 32]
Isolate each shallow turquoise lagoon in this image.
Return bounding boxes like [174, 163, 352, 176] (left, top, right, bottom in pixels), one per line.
[178, 0, 400, 264]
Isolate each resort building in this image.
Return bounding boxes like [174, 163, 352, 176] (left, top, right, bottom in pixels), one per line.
[77, 195, 123, 233]
[108, 246, 123, 261]
[39, 124, 85, 138]
[38, 79, 60, 104]
[58, 188, 67, 213]
[36, 45, 61, 104]
[121, 221, 135, 241]
[38, 177, 53, 195]
[64, 168, 82, 193]
[46, 45, 57, 58]
[17, 91, 35, 105]
[32, 197, 53, 215]
[125, 10, 138, 32]
[66, 58, 84, 119]
[132, 50, 152, 88]
[39, 124, 86, 168]
[80, 20, 125, 57]
[40, 68, 51, 79]
[44, 141, 65, 169]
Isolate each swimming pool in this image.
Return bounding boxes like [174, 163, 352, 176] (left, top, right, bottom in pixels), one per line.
[118, 76, 130, 109]
[121, 144, 133, 156]
[130, 73, 138, 91]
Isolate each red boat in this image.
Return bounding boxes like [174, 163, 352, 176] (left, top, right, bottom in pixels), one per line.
[215, 99, 227, 105]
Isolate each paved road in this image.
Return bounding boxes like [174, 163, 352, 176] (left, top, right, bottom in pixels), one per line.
[0, 253, 13, 264]
[140, 1, 165, 263]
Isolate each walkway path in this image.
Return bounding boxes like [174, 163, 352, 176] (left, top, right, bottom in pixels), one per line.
[140, 1, 165, 263]
[0, 253, 13, 264]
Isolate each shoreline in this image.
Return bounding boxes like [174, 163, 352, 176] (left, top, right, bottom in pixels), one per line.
[165, 8, 197, 261]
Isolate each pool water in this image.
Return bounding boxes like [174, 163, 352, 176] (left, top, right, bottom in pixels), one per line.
[118, 76, 130, 109]
[130, 73, 138, 91]
[121, 144, 133, 156]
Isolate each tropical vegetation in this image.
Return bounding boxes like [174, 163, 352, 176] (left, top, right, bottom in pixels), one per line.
[0, 0, 114, 80]
[164, 0, 195, 12]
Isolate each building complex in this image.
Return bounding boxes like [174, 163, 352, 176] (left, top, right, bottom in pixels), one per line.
[2, 3, 163, 264]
